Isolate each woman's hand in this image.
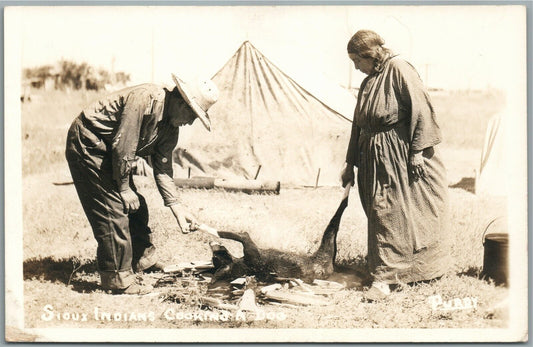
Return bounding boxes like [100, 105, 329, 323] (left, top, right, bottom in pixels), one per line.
[409, 150, 426, 181]
[341, 163, 355, 187]
[119, 188, 140, 214]
[169, 204, 198, 234]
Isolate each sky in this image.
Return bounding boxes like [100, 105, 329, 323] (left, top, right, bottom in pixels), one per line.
[9, 5, 527, 91]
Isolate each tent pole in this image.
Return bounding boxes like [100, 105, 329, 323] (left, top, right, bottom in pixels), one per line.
[315, 168, 321, 188]
[254, 165, 262, 180]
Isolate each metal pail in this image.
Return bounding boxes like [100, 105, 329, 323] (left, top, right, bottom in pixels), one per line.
[481, 217, 508, 286]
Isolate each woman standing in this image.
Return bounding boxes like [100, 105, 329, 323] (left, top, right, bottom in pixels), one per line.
[341, 30, 450, 301]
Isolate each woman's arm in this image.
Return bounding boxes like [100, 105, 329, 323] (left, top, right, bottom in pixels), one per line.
[341, 123, 360, 187]
[341, 83, 366, 187]
[392, 59, 442, 180]
[392, 58, 442, 152]
[345, 122, 361, 168]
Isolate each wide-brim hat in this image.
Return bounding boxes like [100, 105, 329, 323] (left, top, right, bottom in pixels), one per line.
[172, 74, 219, 131]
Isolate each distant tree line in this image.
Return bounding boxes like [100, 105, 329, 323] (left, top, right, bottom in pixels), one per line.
[23, 60, 130, 91]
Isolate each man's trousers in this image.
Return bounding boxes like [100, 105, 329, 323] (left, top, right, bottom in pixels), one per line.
[65, 117, 157, 290]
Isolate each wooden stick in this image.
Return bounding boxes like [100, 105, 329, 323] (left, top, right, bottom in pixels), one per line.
[260, 283, 282, 294]
[313, 279, 345, 289]
[264, 291, 329, 306]
[315, 168, 321, 188]
[254, 165, 262, 179]
[268, 302, 300, 309]
[293, 279, 315, 294]
[195, 224, 220, 237]
[200, 296, 239, 311]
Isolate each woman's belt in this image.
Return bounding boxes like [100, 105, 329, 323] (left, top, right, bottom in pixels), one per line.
[360, 122, 408, 135]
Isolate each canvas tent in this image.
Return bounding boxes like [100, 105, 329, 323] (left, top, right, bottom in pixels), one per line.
[174, 41, 356, 187]
[475, 112, 507, 196]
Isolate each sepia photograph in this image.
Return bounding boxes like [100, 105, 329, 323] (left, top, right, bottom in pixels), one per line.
[4, 3, 528, 342]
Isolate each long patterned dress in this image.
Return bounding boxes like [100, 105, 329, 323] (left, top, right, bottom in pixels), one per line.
[346, 55, 451, 284]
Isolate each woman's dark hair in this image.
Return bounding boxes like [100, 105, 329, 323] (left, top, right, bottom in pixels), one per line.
[347, 30, 392, 73]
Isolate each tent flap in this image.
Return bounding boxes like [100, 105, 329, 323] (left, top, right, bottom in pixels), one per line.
[475, 113, 507, 196]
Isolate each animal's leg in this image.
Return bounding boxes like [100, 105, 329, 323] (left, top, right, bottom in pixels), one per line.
[313, 197, 349, 269]
[217, 231, 261, 263]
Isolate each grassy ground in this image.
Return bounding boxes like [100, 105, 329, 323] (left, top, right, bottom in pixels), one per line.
[19, 88, 509, 332]
[20, 90, 103, 176]
[431, 89, 505, 150]
[23, 166, 507, 330]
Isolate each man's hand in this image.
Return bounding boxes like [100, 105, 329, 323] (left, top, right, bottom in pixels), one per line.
[409, 150, 426, 181]
[169, 204, 198, 234]
[119, 188, 140, 214]
[340, 163, 355, 188]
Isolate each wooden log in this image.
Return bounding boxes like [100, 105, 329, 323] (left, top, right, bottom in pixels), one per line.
[310, 279, 346, 296]
[237, 289, 259, 312]
[207, 287, 230, 295]
[163, 261, 213, 273]
[273, 276, 294, 283]
[312, 279, 345, 289]
[214, 178, 280, 194]
[293, 279, 316, 294]
[174, 177, 216, 189]
[200, 296, 239, 311]
[199, 274, 213, 282]
[174, 177, 280, 194]
[267, 302, 300, 309]
[230, 277, 246, 286]
[52, 181, 74, 186]
[260, 283, 282, 294]
[264, 291, 329, 306]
